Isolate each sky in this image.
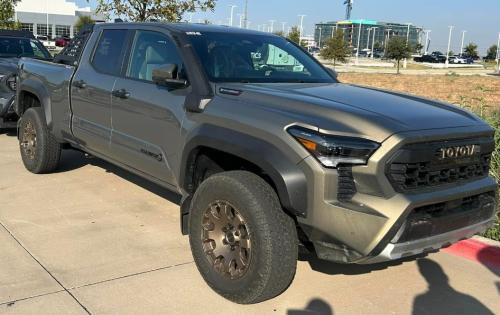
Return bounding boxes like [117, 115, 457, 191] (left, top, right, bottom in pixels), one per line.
[75, 0, 500, 54]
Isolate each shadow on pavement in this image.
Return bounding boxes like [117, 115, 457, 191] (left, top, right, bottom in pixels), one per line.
[412, 258, 494, 315]
[287, 298, 333, 315]
[477, 245, 500, 295]
[0, 128, 17, 137]
[56, 149, 182, 205]
[299, 250, 429, 276]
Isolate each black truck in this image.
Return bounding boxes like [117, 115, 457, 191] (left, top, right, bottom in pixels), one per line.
[15, 23, 498, 304]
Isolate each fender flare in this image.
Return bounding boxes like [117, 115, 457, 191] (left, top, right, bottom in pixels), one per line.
[179, 125, 308, 218]
[16, 79, 52, 128]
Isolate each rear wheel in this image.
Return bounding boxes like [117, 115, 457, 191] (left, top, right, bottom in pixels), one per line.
[19, 107, 61, 173]
[189, 171, 298, 304]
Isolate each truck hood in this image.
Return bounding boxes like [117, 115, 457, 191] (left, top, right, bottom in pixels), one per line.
[220, 82, 485, 142]
[0, 57, 19, 75]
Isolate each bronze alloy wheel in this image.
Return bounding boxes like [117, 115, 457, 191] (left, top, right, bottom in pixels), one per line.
[201, 200, 251, 280]
[21, 121, 37, 160]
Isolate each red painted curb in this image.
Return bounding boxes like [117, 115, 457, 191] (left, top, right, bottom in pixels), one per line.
[443, 239, 500, 271]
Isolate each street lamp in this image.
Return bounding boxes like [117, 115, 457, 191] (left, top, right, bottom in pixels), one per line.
[424, 30, 431, 54]
[445, 26, 454, 67]
[269, 20, 276, 33]
[460, 30, 467, 56]
[318, 27, 323, 49]
[384, 28, 392, 54]
[298, 15, 306, 43]
[281, 22, 287, 34]
[229, 5, 237, 27]
[371, 27, 378, 59]
[366, 27, 371, 50]
[496, 32, 500, 73]
[403, 23, 412, 69]
[356, 19, 363, 64]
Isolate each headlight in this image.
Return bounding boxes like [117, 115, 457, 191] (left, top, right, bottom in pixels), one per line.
[288, 126, 380, 168]
[6, 76, 16, 91]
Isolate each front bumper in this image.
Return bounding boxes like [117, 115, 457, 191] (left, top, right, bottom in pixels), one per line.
[297, 125, 498, 264]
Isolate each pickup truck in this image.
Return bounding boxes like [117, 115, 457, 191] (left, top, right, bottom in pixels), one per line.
[0, 30, 52, 132]
[15, 22, 498, 304]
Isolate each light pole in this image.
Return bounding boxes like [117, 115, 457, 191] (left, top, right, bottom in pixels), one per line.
[237, 14, 244, 28]
[445, 26, 454, 67]
[298, 15, 306, 43]
[356, 20, 363, 64]
[281, 22, 287, 34]
[496, 32, 500, 73]
[424, 30, 431, 54]
[460, 30, 467, 56]
[243, 0, 248, 28]
[269, 20, 276, 33]
[366, 27, 371, 50]
[384, 28, 392, 55]
[318, 27, 322, 49]
[229, 5, 237, 27]
[403, 23, 412, 68]
[371, 27, 378, 59]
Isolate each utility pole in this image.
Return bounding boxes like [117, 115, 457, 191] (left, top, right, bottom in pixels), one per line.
[403, 23, 412, 69]
[371, 27, 377, 59]
[229, 5, 237, 27]
[269, 20, 276, 33]
[445, 25, 454, 67]
[356, 20, 363, 64]
[424, 30, 431, 54]
[298, 15, 306, 43]
[460, 30, 467, 56]
[243, 0, 248, 28]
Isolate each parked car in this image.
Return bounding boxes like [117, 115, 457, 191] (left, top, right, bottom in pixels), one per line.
[15, 23, 498, 304]
[0, 29, 51, 132]
[414, 54, 440, 63]
[55, 36, 71, 47]
[449, 56, 466, 64]
[36, 35, 56, 51]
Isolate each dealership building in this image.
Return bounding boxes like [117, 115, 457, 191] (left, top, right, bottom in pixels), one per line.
[14, 0, 105, 39]
[314, 20, 423, 51]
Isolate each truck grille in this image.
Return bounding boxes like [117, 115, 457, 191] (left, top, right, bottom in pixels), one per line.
[387, 138, 494, 193]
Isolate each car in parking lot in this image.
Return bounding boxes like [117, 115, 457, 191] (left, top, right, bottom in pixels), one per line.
[36, 35, 56, 51]
[55, 36, 71, 47]
[0, 30, 52, 132]
[15, 22, 499, 304]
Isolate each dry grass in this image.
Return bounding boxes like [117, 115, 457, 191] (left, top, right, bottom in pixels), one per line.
[339, 73, 500, 110]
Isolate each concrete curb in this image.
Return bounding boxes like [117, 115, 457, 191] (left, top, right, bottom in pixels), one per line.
[443, 236, 500, 271]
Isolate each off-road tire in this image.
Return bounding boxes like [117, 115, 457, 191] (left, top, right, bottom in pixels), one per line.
[189, 171, 298, 304]
[19, 107, 61, 173]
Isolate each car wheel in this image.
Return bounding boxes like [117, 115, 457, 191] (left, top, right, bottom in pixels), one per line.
[189, 171, 298, 304]
[19, 107, 61, 174]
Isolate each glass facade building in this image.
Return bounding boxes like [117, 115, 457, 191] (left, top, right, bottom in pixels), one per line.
[314, 20, 423, 53]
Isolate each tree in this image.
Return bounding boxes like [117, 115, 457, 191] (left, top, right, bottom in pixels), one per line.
[385, 36, 411, 74]
[414, 42, 424, 54]
[0, 0, 20, 29]
[94, 0, 217, 22]
[373, 41, 383, 52]
[287, 26, 301, 45]
[486, 45, 498, 60]
[320, 29, 350, 68]
[464, 42, 479, 58]
[74, 15, 95, 32]
[273, 30, 285, 37]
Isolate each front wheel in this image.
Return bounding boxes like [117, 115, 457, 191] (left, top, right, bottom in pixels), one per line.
[19, 107, 61, 174]
[189, 171, 298, 304]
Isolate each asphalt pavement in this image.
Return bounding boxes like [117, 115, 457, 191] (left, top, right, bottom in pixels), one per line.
[0, 131, 498, 315]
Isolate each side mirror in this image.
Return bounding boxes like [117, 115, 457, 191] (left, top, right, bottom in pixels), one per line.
[152, 64, 188, 88]
[326, 67, 338, 80]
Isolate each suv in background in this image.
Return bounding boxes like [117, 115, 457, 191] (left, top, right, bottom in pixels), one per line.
[0, 30, 51, 132]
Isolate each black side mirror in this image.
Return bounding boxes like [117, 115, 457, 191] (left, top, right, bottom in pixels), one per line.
[326, 67, 338, 80]
[152, 64, 188, 88]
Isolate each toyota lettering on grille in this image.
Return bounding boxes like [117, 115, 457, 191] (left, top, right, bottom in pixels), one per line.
[438, 144, 480, 160]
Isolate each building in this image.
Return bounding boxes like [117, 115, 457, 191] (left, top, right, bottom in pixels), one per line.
[314, 20, 423, 53]
[300, 35, 316, 49]
[14, 0, 105, 39]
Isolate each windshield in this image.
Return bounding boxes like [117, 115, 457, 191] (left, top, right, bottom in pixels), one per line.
[188, 32, 335, 83]
[0, 37, 52, 59]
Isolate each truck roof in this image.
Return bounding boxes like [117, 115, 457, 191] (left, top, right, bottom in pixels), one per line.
[0, 29, 35, 39]
[94, 22, 272, 36]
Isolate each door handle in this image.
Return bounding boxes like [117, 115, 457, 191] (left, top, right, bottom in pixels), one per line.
[73, 80, 87, 89]
[112, 89, 130, 99]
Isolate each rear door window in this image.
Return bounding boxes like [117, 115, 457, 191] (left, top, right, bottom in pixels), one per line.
[92, 29, 128, 75]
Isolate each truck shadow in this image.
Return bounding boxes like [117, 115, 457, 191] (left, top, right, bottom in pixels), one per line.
[57, 149, 182, 206]
[299, 250, 429, 276]
[287, 298, 334, 315]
